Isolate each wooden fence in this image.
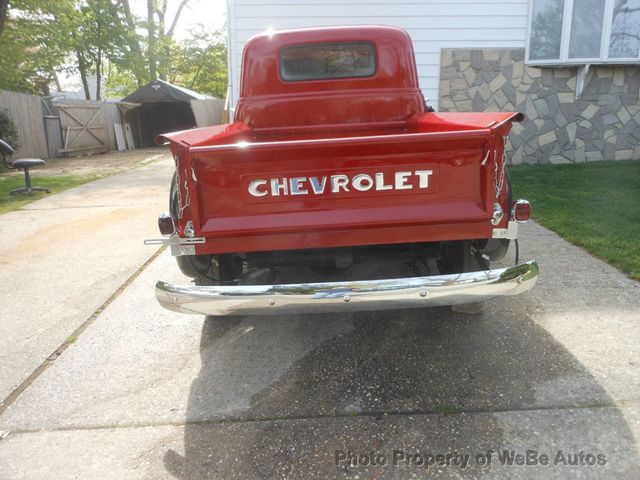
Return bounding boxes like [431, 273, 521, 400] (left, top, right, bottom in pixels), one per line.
[192, 98, 225, 128]
[41, 97, 64, 158]
[55, 99, 121, 154]
[1, 89, 225, 159]
[0, 90, 49, 159]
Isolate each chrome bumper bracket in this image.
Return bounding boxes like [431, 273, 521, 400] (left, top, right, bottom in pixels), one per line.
[144, 236, 205, 246]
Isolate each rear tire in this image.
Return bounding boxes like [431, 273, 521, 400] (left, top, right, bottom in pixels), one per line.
[441, 240, 488, 315]
[439, 240, 489, 275]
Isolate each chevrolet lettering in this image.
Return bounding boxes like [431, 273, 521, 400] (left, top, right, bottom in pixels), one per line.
[147, 26, 538, 317]
[248, 170, 434, 197]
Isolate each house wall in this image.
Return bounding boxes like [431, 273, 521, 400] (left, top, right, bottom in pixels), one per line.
[227, 1, 639, 164]
[439, 48, 640, 163]
[227, 0, 529, 112]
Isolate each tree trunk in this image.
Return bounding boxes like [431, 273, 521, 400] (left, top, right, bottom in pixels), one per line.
[0, 0, 9, 35]
[52, 71, 62, 92]
[147, 0, 157, 80]
[166, 0, 190, 38]
[96, 15, 102, 100]
[96, 53, 102, 100]
[159, 0, 189, 81]
[118, 0, 146, 86]
[39, 80, 51, 97]
[155, 1, 166, 80]
[189, 48, 208, 89]
[77, 52, 91, 99]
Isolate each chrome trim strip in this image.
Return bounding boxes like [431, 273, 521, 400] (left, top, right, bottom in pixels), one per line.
[155, 261, 538, 316]
[188, 129, 491, 154]
[144, 236, 205, 246]
[171, 244, 196, 256]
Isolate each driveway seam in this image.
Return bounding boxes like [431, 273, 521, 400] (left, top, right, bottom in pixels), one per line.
[2, 401, 637, 437]
[23, 205, 158, 211]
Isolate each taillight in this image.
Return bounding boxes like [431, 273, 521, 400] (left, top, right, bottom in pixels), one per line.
[512, 200, 531, 222]
[158, 213, 177, 235]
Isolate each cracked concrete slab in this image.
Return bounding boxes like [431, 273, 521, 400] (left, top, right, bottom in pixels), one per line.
[0, 250, 353, 430]
[0, 220, 639, 478]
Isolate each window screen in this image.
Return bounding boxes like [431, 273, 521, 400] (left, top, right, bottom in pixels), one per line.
[280, 42, 376, 81]
[609, 0, 640, 58]
[569, 0, 606, 59]
[529, 0, 565, 60]
[527, 0, 640, 63]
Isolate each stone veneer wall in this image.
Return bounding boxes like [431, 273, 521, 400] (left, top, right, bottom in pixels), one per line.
[438, 48, 640, 164]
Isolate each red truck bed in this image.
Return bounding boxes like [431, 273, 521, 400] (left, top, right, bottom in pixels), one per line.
[162, 112, 520, 255]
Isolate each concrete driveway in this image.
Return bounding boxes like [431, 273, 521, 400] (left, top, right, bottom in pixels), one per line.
[0, 177, 638, 477]
[0, 152, 174, 403]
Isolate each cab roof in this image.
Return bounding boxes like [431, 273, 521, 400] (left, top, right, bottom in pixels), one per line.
[239, 25, 421, 97]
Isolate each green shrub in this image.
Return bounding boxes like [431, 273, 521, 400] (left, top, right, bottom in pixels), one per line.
[0, 108, 20, 152]
[0, 108, 19, 171]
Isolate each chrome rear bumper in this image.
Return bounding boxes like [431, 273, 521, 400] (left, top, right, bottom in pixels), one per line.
[155, 261, 538, 316]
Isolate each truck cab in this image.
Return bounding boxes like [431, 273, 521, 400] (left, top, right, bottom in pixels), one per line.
[147, 25, 538, 316]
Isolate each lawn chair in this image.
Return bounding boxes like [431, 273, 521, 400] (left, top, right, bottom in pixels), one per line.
[0, 138, 50, 195]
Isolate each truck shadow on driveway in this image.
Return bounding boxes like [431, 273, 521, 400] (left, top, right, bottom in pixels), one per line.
[163, 304, 638, 478]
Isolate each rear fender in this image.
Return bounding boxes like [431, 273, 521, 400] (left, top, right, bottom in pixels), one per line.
[170, 170, 212, 278]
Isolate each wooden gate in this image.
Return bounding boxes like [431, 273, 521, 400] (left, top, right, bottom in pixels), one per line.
[57, 104, 108, 155]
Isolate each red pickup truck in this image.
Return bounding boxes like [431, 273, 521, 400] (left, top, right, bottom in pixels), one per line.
[147, 25, 538, 316]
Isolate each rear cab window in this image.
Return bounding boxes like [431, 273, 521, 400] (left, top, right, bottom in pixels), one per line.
[279, 42, 377, 82]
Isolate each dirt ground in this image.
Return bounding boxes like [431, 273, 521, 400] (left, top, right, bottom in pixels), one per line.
[2, 147, 170, 178]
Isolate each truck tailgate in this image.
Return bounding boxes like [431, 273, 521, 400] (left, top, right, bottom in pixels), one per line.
[182, 129, 500, 253]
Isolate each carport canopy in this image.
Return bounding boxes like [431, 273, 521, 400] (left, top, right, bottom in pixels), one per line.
[121, 79, 210, 104]
[121, 80, 212, 147]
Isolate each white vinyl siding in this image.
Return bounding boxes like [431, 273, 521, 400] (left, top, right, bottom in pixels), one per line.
[227, 0, 529, 112]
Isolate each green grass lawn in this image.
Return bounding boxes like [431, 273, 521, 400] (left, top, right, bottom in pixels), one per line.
[0, 174, 97, 215]
[510, 160, 640, 281]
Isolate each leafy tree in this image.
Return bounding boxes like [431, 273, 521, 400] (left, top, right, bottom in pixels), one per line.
[113, 0, 147, 87]
[0, 0, 72, 94]
[0, 0, 227, 99]
[66, 0, 132, 99]
[167, 27, 227, 97]
[145, 0, 190, 81]
[105, 62, 139, 98]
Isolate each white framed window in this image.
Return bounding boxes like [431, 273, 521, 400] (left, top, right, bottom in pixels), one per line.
[526, 0, 640, 65]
